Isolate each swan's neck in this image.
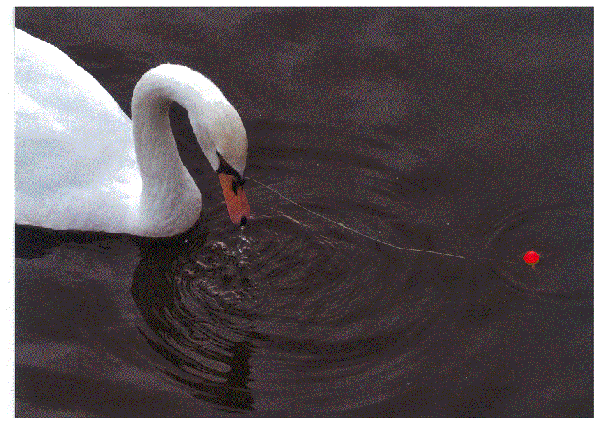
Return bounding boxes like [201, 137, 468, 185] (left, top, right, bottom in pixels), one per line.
[131, 66, 207, 236]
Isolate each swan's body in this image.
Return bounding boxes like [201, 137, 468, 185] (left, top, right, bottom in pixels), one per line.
[15, 29, 249, 237]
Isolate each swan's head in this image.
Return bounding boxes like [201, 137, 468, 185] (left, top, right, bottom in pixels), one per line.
[191, 103, 250, 226]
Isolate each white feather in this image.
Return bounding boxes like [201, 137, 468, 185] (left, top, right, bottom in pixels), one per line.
[15, 29, 248, 237]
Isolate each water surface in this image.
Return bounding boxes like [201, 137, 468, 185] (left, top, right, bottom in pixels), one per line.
[14, 7, 592, 417]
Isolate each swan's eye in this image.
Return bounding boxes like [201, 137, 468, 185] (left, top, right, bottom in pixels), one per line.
[216, 153, 245, 194]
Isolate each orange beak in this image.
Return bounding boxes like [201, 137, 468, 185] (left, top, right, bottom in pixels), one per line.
[218, 173, 251, 225]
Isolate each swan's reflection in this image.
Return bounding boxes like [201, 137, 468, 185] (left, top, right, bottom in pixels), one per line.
[131, 220, 255, 413]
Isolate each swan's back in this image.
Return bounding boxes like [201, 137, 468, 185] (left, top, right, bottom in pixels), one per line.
[15, 29, 141, 232]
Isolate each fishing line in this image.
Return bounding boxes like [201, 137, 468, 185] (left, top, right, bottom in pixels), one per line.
[247, 177, 504, 264]
[242, 177, 593, 305]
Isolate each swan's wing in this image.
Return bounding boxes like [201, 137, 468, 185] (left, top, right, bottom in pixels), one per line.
[15, 29, 141, 232]
[15, 29, 136, 180]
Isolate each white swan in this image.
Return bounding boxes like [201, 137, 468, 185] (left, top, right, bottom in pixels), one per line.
[15, 29, 250, 237]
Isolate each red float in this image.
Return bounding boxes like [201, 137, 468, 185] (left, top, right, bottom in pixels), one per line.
[523, 250, 540, 267]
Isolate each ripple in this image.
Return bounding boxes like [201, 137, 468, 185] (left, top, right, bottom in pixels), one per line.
[485, 203, 592, 303]
[134, 212, 492, 414]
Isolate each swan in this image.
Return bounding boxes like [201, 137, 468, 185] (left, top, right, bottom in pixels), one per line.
[15, 28, 250, 237]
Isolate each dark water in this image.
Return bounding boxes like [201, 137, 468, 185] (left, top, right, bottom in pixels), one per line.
[14, 8, 592, 417]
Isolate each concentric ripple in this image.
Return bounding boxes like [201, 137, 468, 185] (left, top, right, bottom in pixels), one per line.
[180, 215, 437, 336]
[133, 210, 501, 414]
[172, 215, 383, 327]
[485, 203, 592, 303]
